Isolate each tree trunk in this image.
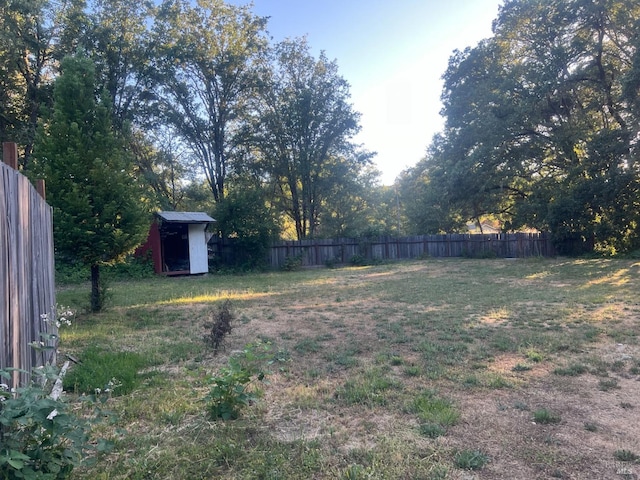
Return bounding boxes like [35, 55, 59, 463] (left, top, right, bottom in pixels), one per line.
[90, 264, 102, 313]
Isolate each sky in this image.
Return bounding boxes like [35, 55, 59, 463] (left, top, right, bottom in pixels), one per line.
[230, 0, 504, 184]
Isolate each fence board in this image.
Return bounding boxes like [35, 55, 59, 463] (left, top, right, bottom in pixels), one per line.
[0, 156, 56, 389]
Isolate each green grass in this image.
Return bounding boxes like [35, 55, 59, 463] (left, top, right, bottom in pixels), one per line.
[54, 258, 640, 479]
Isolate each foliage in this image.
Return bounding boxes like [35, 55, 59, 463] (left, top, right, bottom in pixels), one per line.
[31, 55, 149, 312]
[0, 366, 111, 479]
[63, 347, 147, 396]
[282, 252, 305, 271]
[203, 341, 271, 420]
[248, 38, 365, 240]
[203, 300, 234, 355]
[212, 181, 280, 269]
[149, 0, 268, 203]
[403, 0, 640, 252]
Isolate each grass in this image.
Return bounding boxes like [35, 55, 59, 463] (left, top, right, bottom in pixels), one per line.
[55, 258, 640, 478]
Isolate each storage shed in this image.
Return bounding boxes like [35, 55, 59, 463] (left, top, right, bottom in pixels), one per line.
[142, 211, 216, 275]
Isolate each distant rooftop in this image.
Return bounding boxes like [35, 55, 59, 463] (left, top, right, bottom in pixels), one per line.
[157, 211, 215, 223]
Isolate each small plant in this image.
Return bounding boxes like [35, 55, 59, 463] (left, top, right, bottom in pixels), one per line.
[203, 299, 234, 354]
[533, 408, 561, 424]
[584, 422, 598, 432]
[409, 390, 460, 438]
[453, 449, 489, 470]
[204, 341, 271, 420]
[512, 363, 532, 372]
[598, 378, 620, 391]
[0, 366, 112, 479]
[524, 348, 544, 363]
[282, 252, 304, 271]
[614, 449, 639, 462]
[553, 363, 588, 376]
[349, 254, 367, 266]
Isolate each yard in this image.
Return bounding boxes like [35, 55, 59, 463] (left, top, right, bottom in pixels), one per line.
[57, 258, 640, 479]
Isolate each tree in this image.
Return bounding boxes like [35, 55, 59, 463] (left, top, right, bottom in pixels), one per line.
[0, 0, 87, 167]
[212, 177, 280, 269]
[414, 0, 640, 252]
[32, 55, 149, 312]
[251, 38, 365, 240]
[149, 0, 268, 203]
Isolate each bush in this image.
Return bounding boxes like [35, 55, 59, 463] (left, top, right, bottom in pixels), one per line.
[0, 366, 112, 479]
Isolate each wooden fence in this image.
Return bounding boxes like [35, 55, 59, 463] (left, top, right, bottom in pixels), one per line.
[268, 233, 556, 268]
[1, 143, 57, 389]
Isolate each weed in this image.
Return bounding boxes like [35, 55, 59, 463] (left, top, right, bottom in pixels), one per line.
[409, 390, 460, 438]
[533, 408, 561, 424]
[204, 341, 271, 420]
[525, 348, 544, 363]
[403, 365, 421, 377]
[203, 299, 234, 354]
[598, 378, 620, 391]
[513, 401, 529, 411]
[553, 363, 588, 376]
[584, 422, 598, 432]
[512, 363, 532, 372]
[614, 449, 639, 462]
[620, 402, 634, 409]
[453, 449, 489, 470]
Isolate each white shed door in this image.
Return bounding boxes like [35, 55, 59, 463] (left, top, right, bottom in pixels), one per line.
[188, 224, 208, 274]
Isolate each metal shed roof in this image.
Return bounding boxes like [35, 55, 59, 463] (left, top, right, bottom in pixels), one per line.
[157, 211, 215, 223]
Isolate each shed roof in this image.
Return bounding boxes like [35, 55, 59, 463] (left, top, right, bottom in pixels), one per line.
[157, 211, 215, 223]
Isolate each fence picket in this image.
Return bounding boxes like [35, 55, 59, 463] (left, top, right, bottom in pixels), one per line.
[1, 149, 56, 389]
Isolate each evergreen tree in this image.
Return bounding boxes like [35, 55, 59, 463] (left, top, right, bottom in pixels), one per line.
[33, 55, 149, 312]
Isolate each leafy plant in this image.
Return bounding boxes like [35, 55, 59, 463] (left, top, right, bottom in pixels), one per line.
[0, 366, 112, 479]
[203, 299, 234, 354]
[204, 341, 271, 420]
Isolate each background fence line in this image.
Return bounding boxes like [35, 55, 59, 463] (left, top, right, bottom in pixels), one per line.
[1, 143, 56, 389]
[211, 232, 556, 269]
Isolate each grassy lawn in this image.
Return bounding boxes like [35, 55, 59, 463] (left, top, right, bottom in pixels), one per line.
[57, 258, 640, 479]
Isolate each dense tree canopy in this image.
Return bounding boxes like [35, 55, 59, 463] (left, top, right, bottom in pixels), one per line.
[32, 56, 149, 310]
[402, 0, 640, 253]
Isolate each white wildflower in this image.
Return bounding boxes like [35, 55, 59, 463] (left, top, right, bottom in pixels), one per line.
[46, 409, 59, 420]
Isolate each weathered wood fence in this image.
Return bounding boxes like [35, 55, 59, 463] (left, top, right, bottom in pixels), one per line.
[1, 143, 57, 389]
[268, 233, 555, 268]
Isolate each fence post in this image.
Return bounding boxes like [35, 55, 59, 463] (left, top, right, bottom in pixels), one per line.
[2, 142, 19, 169]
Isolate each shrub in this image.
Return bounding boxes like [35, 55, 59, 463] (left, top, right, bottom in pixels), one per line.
[0, 366, 112, 479]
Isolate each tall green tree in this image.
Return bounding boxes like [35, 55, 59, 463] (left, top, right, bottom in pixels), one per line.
[149, 0, 268, 203]
[33, 55, 149, 312]
[250, 39, 365, 240]
[411, 0, 640, 253]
